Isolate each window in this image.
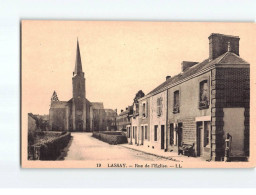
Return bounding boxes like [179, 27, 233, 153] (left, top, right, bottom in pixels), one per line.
[170, 123, 174, 145]
[173, 90, 180, 114]
[204, 121, 210, 147]
[157, 97, 163, 116]
[199, 80, 209, 109]
[154, 125, 158, 141]
[142, 103, 146, 117]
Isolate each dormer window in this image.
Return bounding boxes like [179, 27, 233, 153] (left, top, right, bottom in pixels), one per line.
[199, 80, 209, 109]
[173, 90, 180, 114]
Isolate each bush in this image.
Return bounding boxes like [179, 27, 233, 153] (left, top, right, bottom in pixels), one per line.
[29, 131, 71, 160]
[93, 131, 127, 145]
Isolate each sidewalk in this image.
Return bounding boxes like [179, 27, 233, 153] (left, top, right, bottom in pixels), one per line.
[120, 143, 205, 163]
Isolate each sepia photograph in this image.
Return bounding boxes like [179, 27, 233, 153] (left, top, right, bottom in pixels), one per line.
[21, 21, 255, 168]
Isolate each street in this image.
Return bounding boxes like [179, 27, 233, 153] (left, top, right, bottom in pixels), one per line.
[63, 132, 168, 161]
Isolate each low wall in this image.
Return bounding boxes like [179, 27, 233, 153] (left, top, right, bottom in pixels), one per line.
[28, 131, 71, 160]
[93, 131, 128, 145]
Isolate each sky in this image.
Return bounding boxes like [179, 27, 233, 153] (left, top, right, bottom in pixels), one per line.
[22, 21, 256, 115]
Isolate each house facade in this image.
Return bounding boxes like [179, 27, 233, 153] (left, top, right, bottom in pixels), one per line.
[116, 106, 132, 131]
[133, 33, 249, 161]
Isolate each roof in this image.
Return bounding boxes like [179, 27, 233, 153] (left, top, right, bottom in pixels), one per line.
[119, 106, 133, 116]
[28, 113, 37, 121]
[104, 109, 116, 113]
[73, 39, 83, 75]
[91, 102, 104, 109]
[146, 52, 249, 97]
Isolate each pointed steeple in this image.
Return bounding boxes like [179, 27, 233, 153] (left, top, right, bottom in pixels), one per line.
[73, 38, 83, 76]
[51, 90, 59, 102]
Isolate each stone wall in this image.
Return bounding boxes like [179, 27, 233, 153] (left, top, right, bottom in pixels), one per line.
[211, 67, 250, 160]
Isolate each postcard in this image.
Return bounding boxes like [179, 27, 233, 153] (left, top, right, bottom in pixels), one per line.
[21, 21, 256, 168]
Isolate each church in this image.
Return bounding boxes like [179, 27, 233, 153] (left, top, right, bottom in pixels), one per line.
[49, 40, 116, 132]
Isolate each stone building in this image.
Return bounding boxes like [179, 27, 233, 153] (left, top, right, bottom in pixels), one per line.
[28, 113, 37, 131]
[131, 33, 250, 161]
[104, 109, 117, 131]
[116, 106, 133, 131]
[49, 40, 114, 132]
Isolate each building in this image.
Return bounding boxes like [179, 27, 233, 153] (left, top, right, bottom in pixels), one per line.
[104, 109, 118, 131]
[126, 90, 145, 145]
[134, 33, 249, 161]
[49, 40, 115, 132]
[28, 113, 37, 131]
[116, 106, 133, 131]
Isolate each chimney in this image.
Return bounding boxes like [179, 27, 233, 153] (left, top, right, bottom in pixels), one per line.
[209, 33, 240, 60]
[166, 75, 171, 80]
[181, 61, 198, 72]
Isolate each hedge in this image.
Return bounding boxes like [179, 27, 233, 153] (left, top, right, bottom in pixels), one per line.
[28, 131, 71, 160]
[93, 131, 127, 145]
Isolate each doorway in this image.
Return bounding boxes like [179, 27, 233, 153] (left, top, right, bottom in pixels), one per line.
[141, 126, 144, 145]
[78, 121, 83, 131]
[161, 125, 165, 149]
[177, 123, 183, 147]
[196, 122, 203, 156]
[223, 108, 245, 156]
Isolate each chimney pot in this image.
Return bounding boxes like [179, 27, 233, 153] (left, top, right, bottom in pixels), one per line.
[166, 76, 171, 80]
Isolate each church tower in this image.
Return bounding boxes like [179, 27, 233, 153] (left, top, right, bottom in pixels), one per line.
[72, 39, 86, 131]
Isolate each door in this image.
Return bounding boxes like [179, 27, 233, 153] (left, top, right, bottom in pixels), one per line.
[196, 122, 203, 156]
[141, 126, 144, 145]
[78, 121, 83, 131]
[177, 123, 183, 147]
[161, 125, 165, 149]
[135, 127, 137, 144]
[223, 108, 245, 156]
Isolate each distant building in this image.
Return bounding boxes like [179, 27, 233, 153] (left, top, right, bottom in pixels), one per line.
[104, 109, 117, 131]
[28, 113, 37, 131]
[49, 40, 115, 132]
[116, 106, 133, 131]
[129, 33, 250, 161]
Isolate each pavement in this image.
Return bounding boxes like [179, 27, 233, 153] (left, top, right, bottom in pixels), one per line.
[120, 143, 205, 163]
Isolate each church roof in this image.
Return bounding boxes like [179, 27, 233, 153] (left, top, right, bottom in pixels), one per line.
[146, 52, 249, 97]
[91, 102, 104, 109]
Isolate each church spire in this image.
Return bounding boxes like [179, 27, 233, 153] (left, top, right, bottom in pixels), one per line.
[51, 90, 59, 102]
[73, 38, 83, 76]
